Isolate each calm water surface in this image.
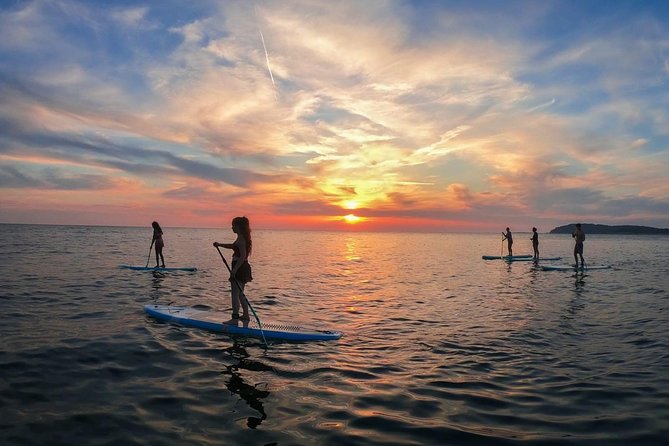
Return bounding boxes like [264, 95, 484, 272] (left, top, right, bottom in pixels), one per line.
[1, 224, 668, 445]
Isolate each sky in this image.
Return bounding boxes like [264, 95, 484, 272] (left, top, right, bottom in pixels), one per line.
[1, 0, 669, 232]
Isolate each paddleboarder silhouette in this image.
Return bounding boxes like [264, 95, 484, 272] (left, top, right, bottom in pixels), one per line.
[502, 227, 513, 256]
[150, 221, 165, 268]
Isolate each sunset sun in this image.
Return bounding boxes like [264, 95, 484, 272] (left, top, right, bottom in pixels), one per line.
[344, 214, 362, 224]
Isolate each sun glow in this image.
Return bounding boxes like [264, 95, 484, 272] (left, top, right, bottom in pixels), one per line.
[344, 214, 362, 224]
[343, 199, 359, 210]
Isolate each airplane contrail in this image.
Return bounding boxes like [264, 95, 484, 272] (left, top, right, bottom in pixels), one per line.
[259, 28, 276, 89]
[254, 5, 277, 97]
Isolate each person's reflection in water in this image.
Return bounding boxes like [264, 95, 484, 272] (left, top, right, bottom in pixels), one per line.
[221, 339, 273, 428]
[560, 272, 585, 322]
[574, 271, 586, 289]
[568, 272, 587, 315]
[149, 271, 166, 301]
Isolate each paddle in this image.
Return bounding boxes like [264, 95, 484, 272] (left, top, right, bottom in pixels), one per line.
[501, 235, 505, 258]
[215, 246, 268, 347]
[145, 241, 154, 268]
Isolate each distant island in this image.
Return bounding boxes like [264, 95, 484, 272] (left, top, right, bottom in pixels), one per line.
[550, 223, 669, 235]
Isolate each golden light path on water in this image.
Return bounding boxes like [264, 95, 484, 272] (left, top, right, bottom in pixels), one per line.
[2, 225, 668, 445]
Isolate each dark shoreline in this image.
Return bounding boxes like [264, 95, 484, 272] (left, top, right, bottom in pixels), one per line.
[550, 223, 669, 235]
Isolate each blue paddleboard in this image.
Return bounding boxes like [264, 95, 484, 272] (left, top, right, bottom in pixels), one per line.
[120, 265, 197, 272]
[144, 304, 342, 341]
[482, 254, 533, 260]
[541, 264, 612, 271]
[505, 257, 562, 262]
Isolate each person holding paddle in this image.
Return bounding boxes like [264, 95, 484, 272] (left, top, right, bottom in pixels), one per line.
[150, 221, 165, 268]
[572, 223, 586, 268]
[502, 227, 513, 256]
[213, 216, 253, 322]
[530, 227, 539, 260]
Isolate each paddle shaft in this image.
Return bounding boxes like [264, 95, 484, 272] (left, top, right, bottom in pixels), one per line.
[215, 246, 267, 346]
[145, 241, 154, 267]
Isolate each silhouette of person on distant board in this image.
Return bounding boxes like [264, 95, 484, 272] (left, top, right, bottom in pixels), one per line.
[151, 221, 165, 268]
[213, 216, 253, 323]
[531, 227, 539, 260]
[572, 223, 586, 268]
[502, 227, 513, 256]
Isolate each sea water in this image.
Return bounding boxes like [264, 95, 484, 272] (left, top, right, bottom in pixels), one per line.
[1, 224, 668, 445]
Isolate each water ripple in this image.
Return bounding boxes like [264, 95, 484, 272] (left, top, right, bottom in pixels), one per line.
[1, 226, 669, 445]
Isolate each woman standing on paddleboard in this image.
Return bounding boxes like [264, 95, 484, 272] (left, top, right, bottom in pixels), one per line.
[151, 221, 165, 268]
[530, 227, 539, 260]
[213, 216, 253, 322]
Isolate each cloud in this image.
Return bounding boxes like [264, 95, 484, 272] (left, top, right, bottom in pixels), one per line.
[631, 138, 649, 149]
[0, 165, 116, 190]
[0, 1, 668, 229]
[109, 5, 155, 29]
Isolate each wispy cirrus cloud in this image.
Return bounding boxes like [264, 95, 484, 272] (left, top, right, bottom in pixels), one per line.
[1, 0, 668, 229]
